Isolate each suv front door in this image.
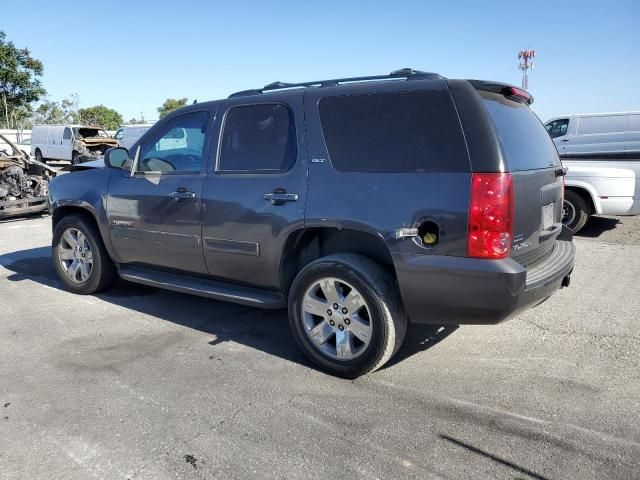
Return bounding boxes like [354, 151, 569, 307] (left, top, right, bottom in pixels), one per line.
[106, 109, 213, 274]
[201, 95, 307, 289]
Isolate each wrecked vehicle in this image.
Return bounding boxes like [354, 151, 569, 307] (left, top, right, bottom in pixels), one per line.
[31, 125, 117, 165]
[0, 133, 56, 219]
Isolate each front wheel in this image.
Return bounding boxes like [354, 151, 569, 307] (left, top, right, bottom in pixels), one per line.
[288, 253, 407, 378]
[71, 151, 80, 165]
[52, 215, 117, 294]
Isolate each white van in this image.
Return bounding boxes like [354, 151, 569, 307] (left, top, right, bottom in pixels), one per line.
[114, 123, 153, 150]
[31, 125, 118, 164]
[545, 112, 640, 156]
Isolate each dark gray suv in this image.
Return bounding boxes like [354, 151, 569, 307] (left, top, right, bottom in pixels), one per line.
[49, 69, 575, 377]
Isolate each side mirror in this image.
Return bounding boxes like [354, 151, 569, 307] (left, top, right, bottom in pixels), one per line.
[104, 147, 130, 169]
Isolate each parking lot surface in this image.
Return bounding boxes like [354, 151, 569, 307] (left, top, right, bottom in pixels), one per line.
[1, 215, 639, 479]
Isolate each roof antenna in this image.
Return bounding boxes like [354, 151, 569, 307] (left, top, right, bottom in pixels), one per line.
[193, 99, 198, 104]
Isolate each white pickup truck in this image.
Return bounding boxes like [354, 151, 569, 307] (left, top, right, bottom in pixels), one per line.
[562, 155, 640, 232]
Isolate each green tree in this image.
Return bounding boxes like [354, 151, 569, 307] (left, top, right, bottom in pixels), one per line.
[157, 98, 188, 118]
[78, 105, 123, 130]
[0, 31, 46, 128]
[33, 94, 80, 125]
[34, 99, 65, 124]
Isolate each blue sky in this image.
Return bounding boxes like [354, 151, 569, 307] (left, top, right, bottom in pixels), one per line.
[2, 0, 639, 122]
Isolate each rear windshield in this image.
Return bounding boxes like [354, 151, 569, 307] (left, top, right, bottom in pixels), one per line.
[319, 91, 470, 173]
[480, 92, 560, 171]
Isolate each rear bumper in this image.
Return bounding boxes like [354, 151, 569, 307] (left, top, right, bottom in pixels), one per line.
[392, 227, 575, 325]
[0, 196, 50, 219]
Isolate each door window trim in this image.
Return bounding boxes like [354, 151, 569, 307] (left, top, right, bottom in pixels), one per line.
[133, 109, 211, 176]
[215, 101, 298, 175]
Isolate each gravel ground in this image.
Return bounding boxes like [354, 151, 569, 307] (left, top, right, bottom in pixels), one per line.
[0, 214, 638, 480]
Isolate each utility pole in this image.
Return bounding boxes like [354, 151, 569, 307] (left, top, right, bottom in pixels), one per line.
[518, 49, 535, 90]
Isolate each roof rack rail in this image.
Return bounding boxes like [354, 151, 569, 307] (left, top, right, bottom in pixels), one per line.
[229, 68, 444, 98]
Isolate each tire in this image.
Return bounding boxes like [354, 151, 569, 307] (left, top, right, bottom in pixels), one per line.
[71, 151, 80, 165]
[52, 214, 117, 294]
[562, 190, 590, 233]
[288, 253, 407, 378]
[35, 149, 45, 163]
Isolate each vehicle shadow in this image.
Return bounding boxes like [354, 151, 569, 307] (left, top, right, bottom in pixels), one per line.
[0, 247, 455, 375]
[576, 216, 619, 238]
[439, 434, 549, 480]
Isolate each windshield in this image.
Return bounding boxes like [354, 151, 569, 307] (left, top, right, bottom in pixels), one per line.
[73, 128, 108, 138]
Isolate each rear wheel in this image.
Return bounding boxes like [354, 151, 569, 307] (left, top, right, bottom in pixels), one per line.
[35, 148, 45, 163]
[288, 253, 407, 378]
[52, 214, 117, 294]
[562, 190, 590, 233]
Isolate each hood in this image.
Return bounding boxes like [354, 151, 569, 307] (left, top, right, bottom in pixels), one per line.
[81, 137, 118, 146]
[68, 158, 107, 171]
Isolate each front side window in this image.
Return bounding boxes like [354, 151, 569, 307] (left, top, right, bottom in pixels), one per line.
[114, 129, 124, 141]
[218, 103, 297, 172]
[63, 127, 72, 140]
[545, 119, 569, 138]
[137, 111, 209, 173]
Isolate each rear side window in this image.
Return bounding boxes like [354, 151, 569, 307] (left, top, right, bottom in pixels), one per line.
[318, 91, 469, 173]
[480, 92, 560, 170]
[577, 115, 626, 135]
[218, 103, 297, 172]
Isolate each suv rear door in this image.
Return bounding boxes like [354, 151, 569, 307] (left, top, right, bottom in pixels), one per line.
[200, 93, 307, 289]
[476, 89, 564, 266]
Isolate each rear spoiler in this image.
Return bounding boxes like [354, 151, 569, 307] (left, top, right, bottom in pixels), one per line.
[467, 80, 534, 105]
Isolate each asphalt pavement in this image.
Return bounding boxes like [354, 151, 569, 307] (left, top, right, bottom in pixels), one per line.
[0, 214, 639, 479]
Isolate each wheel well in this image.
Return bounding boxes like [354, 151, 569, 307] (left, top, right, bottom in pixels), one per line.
[280, 227, 396, 293]
[52, 206, 98, 231]
[566, 186, 595, 215]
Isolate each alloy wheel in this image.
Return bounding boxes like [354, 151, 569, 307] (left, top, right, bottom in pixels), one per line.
[58, 228, 94, 283]
[301, 277, 373, 360]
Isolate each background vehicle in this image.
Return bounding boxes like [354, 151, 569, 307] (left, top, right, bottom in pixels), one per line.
[49, 70, 574, 377]
[545, 112, 640, 156]
[560, 157, 640, 232]
[114, 124, 153, 150]
[544, 114, 640, 232]
[31, 125, 117, 164]
[0, 133, 56, 219]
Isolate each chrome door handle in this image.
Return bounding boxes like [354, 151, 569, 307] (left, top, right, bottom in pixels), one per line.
[169, 191, 196, 200]
[264, 192, 298, 205]
[560, 139, 569, 142]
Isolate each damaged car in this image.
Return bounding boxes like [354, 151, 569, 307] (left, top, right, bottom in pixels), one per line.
[31, 124, 117, 165]
[0, 133, 57, 219]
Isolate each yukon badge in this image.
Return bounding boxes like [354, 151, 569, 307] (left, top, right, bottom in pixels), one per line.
[111, 219, 133, 226]
[511, 233, 531, 251]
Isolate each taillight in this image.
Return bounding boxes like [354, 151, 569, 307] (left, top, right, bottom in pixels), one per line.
[503, 86, 533, 104]
[468, 173, 514, 259]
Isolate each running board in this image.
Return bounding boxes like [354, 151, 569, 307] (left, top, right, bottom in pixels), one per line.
[118, 265, 286, 309]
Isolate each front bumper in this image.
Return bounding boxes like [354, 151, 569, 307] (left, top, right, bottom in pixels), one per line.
[392, 228, 575, 325]
[0, 196, 50, 219]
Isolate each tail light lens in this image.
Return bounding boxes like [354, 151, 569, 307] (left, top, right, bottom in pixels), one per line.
[468, 173, 514, 259]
